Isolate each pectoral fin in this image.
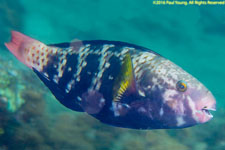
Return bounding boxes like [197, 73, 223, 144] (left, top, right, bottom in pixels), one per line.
[113, 53, 136, 102]
[81, 90, 105, 115]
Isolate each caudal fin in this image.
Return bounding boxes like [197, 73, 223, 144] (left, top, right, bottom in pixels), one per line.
[5, 31, 49, 70]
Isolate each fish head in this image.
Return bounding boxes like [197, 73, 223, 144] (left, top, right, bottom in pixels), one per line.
[178, 79, 216, 124]
[140, 56, 216, 129]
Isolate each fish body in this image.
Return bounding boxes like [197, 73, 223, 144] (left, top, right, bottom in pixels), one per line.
[5, 31, 216, 129]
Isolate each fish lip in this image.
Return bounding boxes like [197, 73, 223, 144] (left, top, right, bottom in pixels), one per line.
[204, 108, 216, 111]
[201, 104, 216, 112]
[201, 107, 216, 117]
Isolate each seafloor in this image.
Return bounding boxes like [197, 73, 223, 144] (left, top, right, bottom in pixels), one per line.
[0, 0, 225, 150]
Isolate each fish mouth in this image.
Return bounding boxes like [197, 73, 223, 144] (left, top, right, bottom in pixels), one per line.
[191, 90, 216, 123]
[194, 106, 216, 123]
[197, 91, 216, 122]
[201, 107, 216, 118]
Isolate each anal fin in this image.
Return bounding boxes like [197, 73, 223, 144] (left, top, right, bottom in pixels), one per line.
[33, 68, 83, 112]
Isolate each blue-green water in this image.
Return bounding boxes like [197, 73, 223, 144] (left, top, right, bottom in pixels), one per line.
[1, 0, 225, 149]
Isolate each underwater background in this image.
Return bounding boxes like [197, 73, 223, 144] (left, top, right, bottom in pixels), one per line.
[0, 0, 225, 150]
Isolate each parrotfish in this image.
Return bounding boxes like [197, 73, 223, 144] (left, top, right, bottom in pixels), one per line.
[5, 31, 216, 129]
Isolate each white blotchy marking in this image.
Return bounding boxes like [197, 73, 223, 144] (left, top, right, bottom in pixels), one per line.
[132, 52, 156, 82]
[100, 98, 105, 103]
[133, 62, 137, 68]
[82, 61, 87, 67]
[135, 66, 141, 73]
[74, 46, 90, 82]
[102, 44, 113, 53]
[197, 83, 203, 90]
[112, 102, 120, 117]
[139, 57, 146, 64]
[90, 45, 114, 90]
[54, 64, 57, 68]
[105, 62, 110, 68]
[43, 72, 49, 78]
[159, 68, 167, 75]
[66, 80, 75, 92]
[108, 75, 113, 80]
[160, 107, 164, 116]
[138, 90, 146, 97]
[65, 89, 70, 93]
[53, 75, 59, 83]
[138, 107, 147, 113]
[176, 116, 186, 126]
[77, 96, 82, 101]
[63, 45, 91, 92]
[62, 59, 67, 66]
[152, 77, 159, 84]
[171, 73, 178, 80]
[123, 104, 130, 108]
[187, 96, 196, 112]
[76, 76, 80, 82]
[163, 89, 178, 102]
[120, 47, 132, 55]
[187, 95, 198, 122]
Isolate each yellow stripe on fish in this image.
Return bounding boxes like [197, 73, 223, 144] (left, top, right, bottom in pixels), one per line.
[113, 53, 135, 102]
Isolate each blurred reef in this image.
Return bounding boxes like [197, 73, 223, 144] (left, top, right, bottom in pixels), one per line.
[0, 57, 25, 112]
[1, 0, 225, 150]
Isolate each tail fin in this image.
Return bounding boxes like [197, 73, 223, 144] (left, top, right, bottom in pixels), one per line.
[5, 31, 49, 70]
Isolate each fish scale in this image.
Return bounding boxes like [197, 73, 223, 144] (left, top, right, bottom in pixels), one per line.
[44, 42, 125, 108]
[5, 31, 216, 130]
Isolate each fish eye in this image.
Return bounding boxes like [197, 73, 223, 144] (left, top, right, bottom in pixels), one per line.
[176, 80, 187, 92]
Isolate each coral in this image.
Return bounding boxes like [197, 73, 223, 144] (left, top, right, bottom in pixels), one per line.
[111, 130, 189, 150]
[12, 125, 45, 150]
[145, 130, 189, 150]
[46, 113, 95, 150]
[18, 90, 45, 123]
[0, 57, 26, 112]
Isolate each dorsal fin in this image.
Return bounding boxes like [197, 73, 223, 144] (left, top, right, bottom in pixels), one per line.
[113, 53, 136, 102]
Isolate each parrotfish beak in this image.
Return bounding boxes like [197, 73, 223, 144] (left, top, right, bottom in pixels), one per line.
[195, 91, 216, 123]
